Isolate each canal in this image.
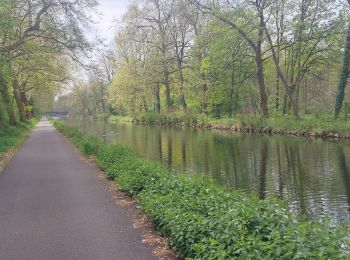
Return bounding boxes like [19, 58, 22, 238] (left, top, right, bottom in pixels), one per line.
[65, 118, 350, 221]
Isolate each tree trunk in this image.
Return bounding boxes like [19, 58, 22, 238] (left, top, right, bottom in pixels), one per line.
[334, 23, 350, 118]
[154, 84, 161, 114]
[275, 71, 280, 110]
[295, 82, 300, 114]
[142, 96, 149, 112]
[0, 75, 17, 124]
[162, 47, 172, 111]
[255, 46, 268, 118]
[200, 73, 208, 115]
[304, 79, 308, 114]
[177, 62, 187, 110]
[0, 95, 9, 127]
[164, 69, 172, 111]
[13, 88, 26, 121]
[256, 12, 268, 118]
[20, 91, 31, 119]
[282, 92, 288, 114]
[100, 95, 107, 114]
[262, 11, 299, 118]
[229, 61, 235, 117]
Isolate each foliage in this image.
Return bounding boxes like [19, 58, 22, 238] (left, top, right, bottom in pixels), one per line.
[0, 0, 96, 125]
[108, 115, 133, 124]
[133, 111, 202, 127]
[102, 0, 346, 119]
[130, 112, 350, 137]
[53, 121, 102, 156]
[0, 97, 9, 128]
[334, 23, 350, 118]
[0, 118, 38, 159]
[54, 120, 350, 259]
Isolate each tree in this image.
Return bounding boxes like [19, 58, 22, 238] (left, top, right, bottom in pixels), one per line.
[168, 0, 194, 109]
[136, 0, 176, 110]
[0, 0, 95, 59]
[9, 42, 70, 120]
[70, 0, 346, 121]
[109, 23, 155, 114]
[188, 0, 270, 117]
[0, 0, 96, 124]
[334, 0, 350, 118]
[195, 20, 255, 117]
[264, 0, 340, 117]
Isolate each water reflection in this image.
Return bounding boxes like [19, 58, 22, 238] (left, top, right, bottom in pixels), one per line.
[67, 119, 350, 221]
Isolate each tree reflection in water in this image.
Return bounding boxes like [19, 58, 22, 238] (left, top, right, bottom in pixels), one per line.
[66, 118, 350, 221]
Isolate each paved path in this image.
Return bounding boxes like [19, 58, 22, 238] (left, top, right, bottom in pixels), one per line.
[0, 119, 155, 260]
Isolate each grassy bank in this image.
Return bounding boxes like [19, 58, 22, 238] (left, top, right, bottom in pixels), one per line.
[0, 119, 38, 160]
[130, 112, 350, 139]
[53, 120, 349, 259]
[108, 115, 133, 124]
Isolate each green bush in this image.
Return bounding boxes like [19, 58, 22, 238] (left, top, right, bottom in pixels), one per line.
[77, 136, 102, 156]
[54, 121, 350, 259]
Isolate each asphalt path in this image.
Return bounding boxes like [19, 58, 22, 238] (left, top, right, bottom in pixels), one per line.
[0, 119, 155, 260]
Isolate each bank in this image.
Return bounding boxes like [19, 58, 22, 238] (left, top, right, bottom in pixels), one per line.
[0, 119, 38, 173]
[54, 120, 349, 259]
[109, 112, 350, 140]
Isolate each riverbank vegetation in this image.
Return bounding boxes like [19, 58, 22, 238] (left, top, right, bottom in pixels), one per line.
[54, 120, 350, 259]
[54, 0, 350, 135]
[130, 111, 350, 139]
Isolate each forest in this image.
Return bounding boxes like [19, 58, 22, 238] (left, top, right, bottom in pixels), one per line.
[51, 0, 350, 131]
[0, 0, 349, 130]
[0, 0, 96, 127]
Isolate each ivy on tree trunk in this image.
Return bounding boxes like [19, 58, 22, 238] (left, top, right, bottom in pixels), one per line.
[334, 23, 350, 118]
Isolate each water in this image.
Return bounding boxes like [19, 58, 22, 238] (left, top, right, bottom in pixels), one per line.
[66, 118, 350, 221]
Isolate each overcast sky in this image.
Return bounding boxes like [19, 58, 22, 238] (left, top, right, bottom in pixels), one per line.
[91, 0, 130, 42]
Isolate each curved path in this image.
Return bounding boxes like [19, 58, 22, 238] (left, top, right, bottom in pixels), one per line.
[0, 119, 155, 260]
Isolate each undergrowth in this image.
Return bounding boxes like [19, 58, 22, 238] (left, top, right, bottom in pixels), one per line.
[54, 120, 350, 259]
[0, 118, 38, 158]
[131, 112, 350, 135]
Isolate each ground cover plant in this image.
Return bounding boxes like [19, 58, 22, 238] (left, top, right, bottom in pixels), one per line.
[0, 119, 38, 160]
[132, 112, 350, 139]
[54, 120, 350, 259]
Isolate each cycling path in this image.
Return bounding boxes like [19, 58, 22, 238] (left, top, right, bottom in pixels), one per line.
[0, 119, 155, 260]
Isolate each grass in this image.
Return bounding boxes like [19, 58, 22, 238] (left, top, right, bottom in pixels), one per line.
[53, 120, 350, 259]
[108, 115, 133, 124]
[127, 111, 350, 138]
[0, 118, 38, 159]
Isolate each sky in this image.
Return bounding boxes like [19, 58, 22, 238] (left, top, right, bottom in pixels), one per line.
[91, 0, 130, 42]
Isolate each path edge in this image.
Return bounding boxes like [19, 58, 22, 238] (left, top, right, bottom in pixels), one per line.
[54, 124, 179, 260]
[0, 120, 39, 176]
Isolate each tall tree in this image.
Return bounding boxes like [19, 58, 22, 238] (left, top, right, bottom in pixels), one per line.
[0, 0, 96, 123]
[188, 0, 270, 117]
[334, 0, 350, 118]
[137, 0, 176, 110]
